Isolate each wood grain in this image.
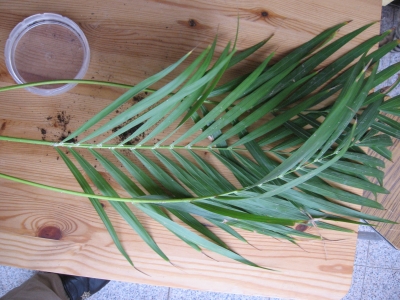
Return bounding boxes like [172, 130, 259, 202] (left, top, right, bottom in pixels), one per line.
[0, 0, 381, 299]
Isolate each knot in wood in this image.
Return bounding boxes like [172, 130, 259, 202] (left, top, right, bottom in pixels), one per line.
[38, 226, 62, 240]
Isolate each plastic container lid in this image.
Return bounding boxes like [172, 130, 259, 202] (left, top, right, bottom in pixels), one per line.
[4, 13, 90, 96]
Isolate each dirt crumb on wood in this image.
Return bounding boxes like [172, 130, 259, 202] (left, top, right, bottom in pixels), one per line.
[1, 122, 6, 132]
[56, 111, 71, 131]
[110, 92, 150, 145]
[133, 94, 145, 103]
[39, 128, 47, 140]
[112, 121, 145, 145]
[42, 111, 77, 143]
[59, 131, 77, 143]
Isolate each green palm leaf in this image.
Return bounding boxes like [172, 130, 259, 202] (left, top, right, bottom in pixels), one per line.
[1, 22, 400, 270]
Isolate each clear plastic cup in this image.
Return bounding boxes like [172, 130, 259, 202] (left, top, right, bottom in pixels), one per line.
[4, 13, 90, 96]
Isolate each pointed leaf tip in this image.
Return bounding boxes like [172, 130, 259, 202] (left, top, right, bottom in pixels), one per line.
[383, 28, 394, 35]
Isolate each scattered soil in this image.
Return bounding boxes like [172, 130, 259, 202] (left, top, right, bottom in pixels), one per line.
[112, 121, 145, 145]
[39, 127, 47, 140]
[109, 93, 150, 145]
[133, 94, 145, 103]
[41, 111, 77, 143]
[55, 112, 73, 142]
[40, 92, 149, 145]
[59, 130, 78, 143]
[55, 111, 71, 131]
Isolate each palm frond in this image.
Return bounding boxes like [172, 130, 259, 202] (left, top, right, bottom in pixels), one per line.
[1, 22, 400, 270]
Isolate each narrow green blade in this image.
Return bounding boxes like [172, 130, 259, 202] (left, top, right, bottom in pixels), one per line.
[168, 208, 230, 249]
[89, 149, 170, 261]
[79, 46, 210, 144]
[63, 51, 191, 143]
[210, 22, 348, 99]
[133, 150, 192, 197]
[206, 218, 248, 243]
[139, 204, 269, 269]
[342, 151, 385, 168]
[56, 148, 135, 267]
[252, 58, 366, 184]
[172, 53, 272, 146]
[258, 125, 354, 195]
[193, 202, 298, 226]
[280, 26, 387, 107]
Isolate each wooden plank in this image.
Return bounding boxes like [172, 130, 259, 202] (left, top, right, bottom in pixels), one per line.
[0, 0, 381, 299]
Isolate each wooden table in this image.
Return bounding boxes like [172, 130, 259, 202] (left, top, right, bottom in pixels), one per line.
[0, 1, 381, 299]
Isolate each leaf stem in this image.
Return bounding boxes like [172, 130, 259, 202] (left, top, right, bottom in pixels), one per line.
[0, 135, 250, 152]
[0, 151, 337, 204]
[0, 79, 153, 93]
[0, 134, 340, 205]
[0, 172, 192, 203]
[0, 80, 224, 105]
